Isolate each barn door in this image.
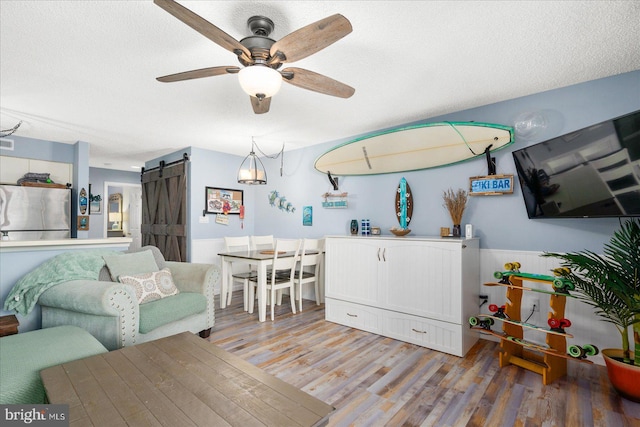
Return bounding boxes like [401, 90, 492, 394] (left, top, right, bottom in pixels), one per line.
[141, 158, 188, 262]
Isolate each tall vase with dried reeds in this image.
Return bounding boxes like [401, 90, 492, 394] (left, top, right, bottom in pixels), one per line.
[443, 188, 468, 236]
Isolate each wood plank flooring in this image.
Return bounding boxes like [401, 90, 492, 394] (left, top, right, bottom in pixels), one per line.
[208, 296, 640, 427]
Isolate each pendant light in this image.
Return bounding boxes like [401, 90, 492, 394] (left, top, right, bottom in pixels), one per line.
[238, 139, 267, 185]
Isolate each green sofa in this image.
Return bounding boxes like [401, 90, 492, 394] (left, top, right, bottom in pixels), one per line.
[0, 325, 107, 404]
[37, 246, 219, 351]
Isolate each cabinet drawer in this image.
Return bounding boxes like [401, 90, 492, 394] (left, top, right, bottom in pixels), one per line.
[325, 298, 382, 334]
[382, 310, 463, 356]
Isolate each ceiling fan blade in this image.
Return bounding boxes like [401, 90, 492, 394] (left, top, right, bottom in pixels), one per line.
[270, 14, 352, 63]
[156, 66, 240, 83]
[250, 96, 271, 114]
[154, 0, 252, 62]
[282, 67, 355, 98]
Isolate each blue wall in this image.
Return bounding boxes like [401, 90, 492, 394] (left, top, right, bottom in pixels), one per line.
[151, 70, 640, 254]
[0, 135, 76, 163]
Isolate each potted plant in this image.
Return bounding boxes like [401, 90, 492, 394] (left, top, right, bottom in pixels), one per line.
[442, 188, 467, 236]
[542, 217, 640, 402]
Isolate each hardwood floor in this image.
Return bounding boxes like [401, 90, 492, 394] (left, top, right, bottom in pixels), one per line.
[208, 296, 640, 426]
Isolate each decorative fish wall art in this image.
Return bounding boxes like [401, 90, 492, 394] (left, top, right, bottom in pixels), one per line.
[268, 190, 296, 213]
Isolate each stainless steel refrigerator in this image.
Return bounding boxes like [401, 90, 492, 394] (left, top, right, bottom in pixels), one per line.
[0, 185, 71, 240]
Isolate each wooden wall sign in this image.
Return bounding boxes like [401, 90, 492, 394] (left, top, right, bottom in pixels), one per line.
[469, 174, 514, 196]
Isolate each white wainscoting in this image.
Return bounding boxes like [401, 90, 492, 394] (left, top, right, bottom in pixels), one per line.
[191, 238, 225, 295]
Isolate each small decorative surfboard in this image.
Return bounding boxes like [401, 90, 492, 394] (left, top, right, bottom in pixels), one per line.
[314, 121, 514, 175]
[395, 178, 413, 227]
[79, 187, 88, 215]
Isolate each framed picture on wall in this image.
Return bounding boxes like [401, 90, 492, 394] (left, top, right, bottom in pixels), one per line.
[88, 184, 102, 214]
[205, 187, 243, 215]
[77, 215, 90, 231]
[303, 206, 313, 226]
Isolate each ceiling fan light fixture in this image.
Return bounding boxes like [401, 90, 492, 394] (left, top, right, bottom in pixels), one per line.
[238, 144, 267, 185]
[238, 65, 282, 99]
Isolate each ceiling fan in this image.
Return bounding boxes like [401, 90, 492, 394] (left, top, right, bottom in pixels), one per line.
[154, 0, 355, 114]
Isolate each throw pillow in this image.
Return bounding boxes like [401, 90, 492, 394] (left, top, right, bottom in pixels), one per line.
[118, 268, 180, 304]
[103, 250, 159, 282]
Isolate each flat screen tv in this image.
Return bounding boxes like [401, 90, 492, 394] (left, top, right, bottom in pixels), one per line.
[512, 109, 640, 218]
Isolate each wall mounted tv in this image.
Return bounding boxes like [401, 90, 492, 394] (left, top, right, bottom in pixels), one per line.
[512, 109, 640, 218]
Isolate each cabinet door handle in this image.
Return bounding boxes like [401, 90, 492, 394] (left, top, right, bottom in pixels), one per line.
[347, 313, 358, 317]
[377, 248, 381, 261]
[383, 248, 386, 262]
[411, 328, 427, 334]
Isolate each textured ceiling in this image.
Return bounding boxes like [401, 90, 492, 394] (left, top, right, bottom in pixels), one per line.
[1, 1, 639, 171]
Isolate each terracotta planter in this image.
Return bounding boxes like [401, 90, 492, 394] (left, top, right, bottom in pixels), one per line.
[602, 349, 640, 402]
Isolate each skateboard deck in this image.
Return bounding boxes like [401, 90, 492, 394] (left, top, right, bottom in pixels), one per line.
[471, 314, 574, 338]
[494, 270, 574, 290]
[483, 281, 576, 298]
[471, 327, 595, 364]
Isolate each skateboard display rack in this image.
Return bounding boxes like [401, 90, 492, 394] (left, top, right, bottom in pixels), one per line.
[479, 264, 579, 385]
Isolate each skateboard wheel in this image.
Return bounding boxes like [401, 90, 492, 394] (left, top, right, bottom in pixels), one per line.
[469, 316, 479, 326]
[513, 262, 521, 269]
[568, 345, 585, 358]
[489, 304, 499, 312]
[486, 317, 495, 326]
[552, 278, 566, 289]
[583, 344, 599, 356]
[548, 318, 560, 328]
[564, 281, 576, 291]
[494, 271, 504, 280]
[560, 318, 572, 328]
[504, 263, 514, 271]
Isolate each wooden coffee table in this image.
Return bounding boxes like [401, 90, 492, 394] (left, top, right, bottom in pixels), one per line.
[41, 332, 334, 426]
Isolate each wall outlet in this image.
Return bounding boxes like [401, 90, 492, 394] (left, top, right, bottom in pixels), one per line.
[531, 298, 540, 312]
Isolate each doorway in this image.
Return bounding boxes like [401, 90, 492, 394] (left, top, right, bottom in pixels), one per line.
[104, 181, 142, 250]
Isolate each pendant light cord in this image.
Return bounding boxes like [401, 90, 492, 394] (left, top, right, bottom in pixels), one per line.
[252, 137, 285, 176]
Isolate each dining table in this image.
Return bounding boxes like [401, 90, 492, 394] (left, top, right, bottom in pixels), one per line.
[218, 249, 311, 322]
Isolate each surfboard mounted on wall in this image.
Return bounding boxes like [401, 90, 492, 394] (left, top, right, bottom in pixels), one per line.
[314, 121, 514, 176]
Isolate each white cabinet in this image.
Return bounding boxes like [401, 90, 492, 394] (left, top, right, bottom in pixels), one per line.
[0, 156, 73, 185]
[325, 236, 479, 357]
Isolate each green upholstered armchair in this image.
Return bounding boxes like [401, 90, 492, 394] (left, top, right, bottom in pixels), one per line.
[38, 246, 218, 350]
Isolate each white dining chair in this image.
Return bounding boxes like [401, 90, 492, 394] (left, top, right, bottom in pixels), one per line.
[248, 239, 301, 321]
[294, 238, 324, 311]
[223, 236, 255, 310]
[590, 149, 640, 214]
[250, 235, 274, 251]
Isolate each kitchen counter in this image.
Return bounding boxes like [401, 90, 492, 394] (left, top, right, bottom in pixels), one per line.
[0, 237, 132, 252]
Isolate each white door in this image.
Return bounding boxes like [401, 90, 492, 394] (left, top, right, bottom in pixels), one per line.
[325, 238, 381, 306]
